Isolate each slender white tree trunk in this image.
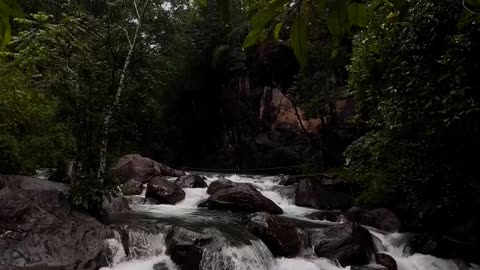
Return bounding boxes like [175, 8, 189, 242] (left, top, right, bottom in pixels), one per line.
[97, 0, 150, 180]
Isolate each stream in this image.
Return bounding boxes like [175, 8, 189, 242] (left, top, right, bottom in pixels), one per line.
[101, 173, 479, 270]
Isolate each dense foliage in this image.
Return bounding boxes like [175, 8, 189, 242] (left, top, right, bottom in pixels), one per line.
[346, 0, 480, 227]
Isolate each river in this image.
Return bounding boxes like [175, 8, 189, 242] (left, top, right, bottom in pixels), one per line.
[101, 173, 479, 270]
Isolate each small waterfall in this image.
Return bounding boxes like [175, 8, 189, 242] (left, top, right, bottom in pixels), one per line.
[175, 188, 209, 208]
[102, 226, 176, 270]
[272, 258, 348, 270]
[101, 255, 178, 270]
[116, 225, 171, 260]
[201, 240, 274, 270]
[140, 184, 147, 197]
[370, 229, 479, 270]
[103, 238, 127, 265]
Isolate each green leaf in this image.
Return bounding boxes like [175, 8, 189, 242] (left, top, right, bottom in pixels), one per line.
[243, 0, 291, 48]
[330, 48, 338, 59]
[249, 0, 290, 27]
[0, 0, 23, 50]
[327, 0, 348, 37]
[1, 17, 10, 49]
[243, 9, 278, 48]
[465, 0, 480, 6]
[243, 28, 263, 48]
[290, 15, 307, 66]
[0, 16, 9, 50]
[273, 21, 283, 41]
[347, 2, 367, 28]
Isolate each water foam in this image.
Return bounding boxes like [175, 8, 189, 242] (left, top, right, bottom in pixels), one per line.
[175, 188, 209, 208]
[370, 229, 475, 270]
[100, 254, 178, 270]
[272, 257, 349, 270]
[201, 240, 274, 270]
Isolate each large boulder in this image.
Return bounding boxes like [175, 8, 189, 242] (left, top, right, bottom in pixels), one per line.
[346, 207, 402, 232]
[145, 176, 185, 204]
[206, 179, 240, 195]
[295, 176, 354, 210]
[305, 222, 375, 266]
[165, 226, 226, 270]
[112, 154, 185, 183]
[200, 182, 283, 214]
[246, 213, 301, 257]
[174, 174, 208, 188]
[121, 179, 144, 195]
[275, 175, 297, 186]
[0, 175, 116, 269]
[375, 253, 397, 270]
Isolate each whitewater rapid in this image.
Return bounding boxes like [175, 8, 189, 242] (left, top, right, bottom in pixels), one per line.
[102, 174, 478, 270]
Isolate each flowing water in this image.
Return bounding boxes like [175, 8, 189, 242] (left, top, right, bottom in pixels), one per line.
[102, 174, 478, 270]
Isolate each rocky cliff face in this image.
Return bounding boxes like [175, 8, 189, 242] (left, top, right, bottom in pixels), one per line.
[150, 43, 356, 173]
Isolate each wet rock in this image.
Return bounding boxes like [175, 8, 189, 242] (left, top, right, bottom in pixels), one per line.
[174, 174, 208, 188]
[351, 265, 388, 270]
[201, 183, 283, 214]
[271, 185, 296, 202]
[112, 154, 185, 183]
[295, 177, 354, 210]
[146, 176, 185, 204]
[121, 179, 144, 195]
[153, 262, 169, 270]
[372, 234, 387, 252]
[405, 230, 480, 264]
[246, 213, 301, 257]
[305, 210, 343, 222]
[125, 196, 157, 205]
[165, 226, 226, 270]
[102, 195, 131, 215]
[115, 224, 167, 259]
[0, 175, 115, 269]
[165, 226, 274, 270]
[275, 175, 297, 186]
[206, 179, 240, 195]
[305, 222, 375, 266]
[375, 253, 397, 270]
[346, 207, 402, 232]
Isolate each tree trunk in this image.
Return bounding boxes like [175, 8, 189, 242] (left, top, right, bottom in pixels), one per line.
[97, 0, 150, 180]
